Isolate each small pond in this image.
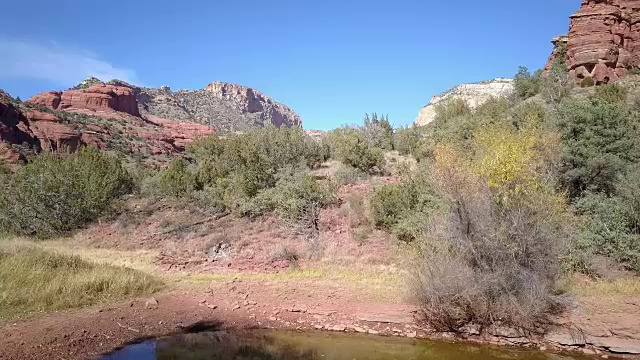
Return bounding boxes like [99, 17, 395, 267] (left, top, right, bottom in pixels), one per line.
[100, 329, 591, 360]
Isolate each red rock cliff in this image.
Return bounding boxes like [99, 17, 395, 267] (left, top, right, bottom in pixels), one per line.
[550, 0, 640, 83]
[27, 84, 140, 117]
[1, 95, 82, 161]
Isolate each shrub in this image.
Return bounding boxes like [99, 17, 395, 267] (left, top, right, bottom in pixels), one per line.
[180, 126, 332, 216]
[157, 157, 198, 197]
[393, 126, 422, 156]
[541, 53, 571, 104]
[594, 83, 628, 104]
[333, 164, 368, 186]
[247, 167, 335, 220]
[580, 77, 595, 88]
[573, 165, 640, 274]
[409, 126, 570, 331]
[433, 98, 470, 124]
[363, 113, 394, 150]
[370, 169, 437, 242]
[510, 101, 547, 130]
[474, 97, 513, 121]
[557, 98, 639, 198]
[514, 66, 543, 100]
[326, 127, 385, 173]
[574, 193, 640, 273]
[0, 148, 133, 237]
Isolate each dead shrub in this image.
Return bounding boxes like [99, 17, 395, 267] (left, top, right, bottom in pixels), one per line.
[409, 128, 571, 332]
[271, 245, 300, 268]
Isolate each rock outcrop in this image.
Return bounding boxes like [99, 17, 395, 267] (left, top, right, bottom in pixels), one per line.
[131, 81, 301, 134]
[1, 92, 82, 162]
[547, 0, 640, 84]
[2, 87, 215, 165]
[28, 84, 141, 117]
[414, 78, 514, 126]
[544, 35, 569, 72]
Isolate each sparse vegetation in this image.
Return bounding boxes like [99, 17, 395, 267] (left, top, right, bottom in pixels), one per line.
[332, 164, 368, 186]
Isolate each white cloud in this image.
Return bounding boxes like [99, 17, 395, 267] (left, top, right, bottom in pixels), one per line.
[0, 38, 138, 87]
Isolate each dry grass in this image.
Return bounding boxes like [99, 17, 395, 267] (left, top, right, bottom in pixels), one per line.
[0, 238, 160, 273]
[568, 276, 640, 297]
[0, 245, 163, 321]
[181, 265, 403, 300]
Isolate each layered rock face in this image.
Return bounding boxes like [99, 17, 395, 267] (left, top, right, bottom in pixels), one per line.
[414, 78, 514, 126]
[1, 92, 82, 162]
[550, 0, 640, 83]
[28, 84, 140, 117]
[133, 81, 301, 134]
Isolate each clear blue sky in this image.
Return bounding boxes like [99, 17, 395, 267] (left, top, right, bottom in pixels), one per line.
[0, 0, 578, 130]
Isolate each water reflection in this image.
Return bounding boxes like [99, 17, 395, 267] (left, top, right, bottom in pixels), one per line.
[101, 329, 587, 360]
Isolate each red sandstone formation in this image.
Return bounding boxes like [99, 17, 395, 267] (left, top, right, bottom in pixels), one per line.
[0, 97, 82, 161]
[548, 0, 640, 84]
[27, 84, 140, 117]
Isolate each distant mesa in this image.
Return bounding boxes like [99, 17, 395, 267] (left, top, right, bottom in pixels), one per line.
[413, 78, 514, 127]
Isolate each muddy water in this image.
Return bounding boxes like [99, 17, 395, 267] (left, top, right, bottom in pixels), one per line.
[101, 329, 589, 360]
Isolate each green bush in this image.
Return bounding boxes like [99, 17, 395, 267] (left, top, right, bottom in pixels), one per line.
[433, 98, 471, 124]
[0, 148, 133, 237]
[132, 127, 338, 225]
[325, 127, 385, 173]
[580, 77, 595, 88]
[557, 98, 639, 198]
[514, 66, 543, 100]
[363, 113, 394, 150]
[510, 101, 547, 130]
[158, 157, 197, 197]
[247, 167, 335, 221]
[575, 193, 640, 273]
[594, 83, 628, 104]
[370, 171, 437, 242]
[393, 126, 422, 156]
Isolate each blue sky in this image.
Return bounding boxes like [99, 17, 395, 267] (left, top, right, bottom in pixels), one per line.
[0, 0, 578, 130]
